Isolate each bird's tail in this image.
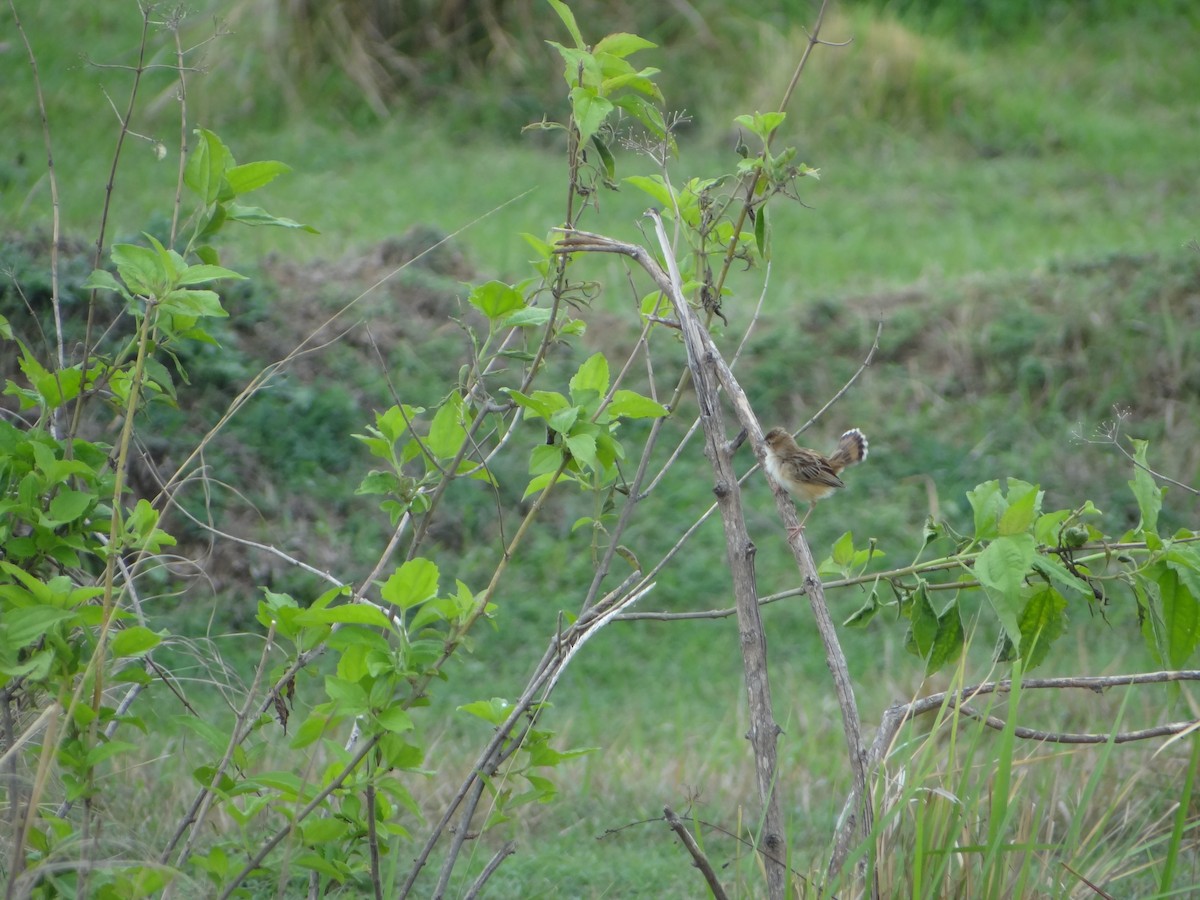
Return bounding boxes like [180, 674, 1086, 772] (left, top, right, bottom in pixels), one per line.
[829, 428, 868, 472]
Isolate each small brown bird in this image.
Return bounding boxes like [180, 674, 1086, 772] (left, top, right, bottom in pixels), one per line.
[763, 427, 868, 534]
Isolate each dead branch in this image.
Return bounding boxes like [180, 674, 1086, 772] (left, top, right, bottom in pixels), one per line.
[664, 806, 730, 900]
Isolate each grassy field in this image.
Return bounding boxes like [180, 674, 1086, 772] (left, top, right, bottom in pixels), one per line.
[3, 0, 1200, 896]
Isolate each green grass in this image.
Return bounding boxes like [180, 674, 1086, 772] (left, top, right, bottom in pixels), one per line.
[4, 0, 1200, 896]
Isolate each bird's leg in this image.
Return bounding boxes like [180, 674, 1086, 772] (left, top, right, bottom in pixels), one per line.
[787, 502, 817, 540]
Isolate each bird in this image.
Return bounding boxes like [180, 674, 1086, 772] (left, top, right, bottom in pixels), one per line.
[763, 427, 868, 535]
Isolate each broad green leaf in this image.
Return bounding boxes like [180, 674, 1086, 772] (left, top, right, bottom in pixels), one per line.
[966, 480, 1004, 541]
[176, 263, 247, 286]
[570, 87, 613, 143]
[503, 307, 552, 328]
[593, 32, 657, 58]
[426, 392, 466, 459]
[184, 128, 233, 205]
[926, 602, 964, 674]
[160, 289, 227, 318]
[569, 353, 609, 400]
[529, 444, 564, 475]
[375, 706, 414, 734]
[734, 111, 787, 143]
[546, 0, 585, 49]
[225, 203, 318, 232]
[225, 160, 291, 195]
[974, 533, 1035, 647]
[623, 174, 675, 209]
[998, 480, 1040, 535]
[380, 558, 439, 611]
[590, 133, 616, 183]
[300, 818, 349, 845]
[566, 433, 599, 472]
[110, 626, 162, 658]
[458, 697, 512, 726]
[905, 583, 938, 659]
[293, 604, 394, 628]
[606, 390, 668, 420]
[0, 606, 76, 648]
[522, 471, 559, 500]
[324, 676, 369, 710]
[1031, 556, 1092, 598]
[1017, 585, 1067, 669]
[601, 71, 664, 102]
[754, 203, 768, 259]
[468, 280, 525, 321]
[547, 406, 580, 435]
[1158, 567, 1200, 668]
[1128, 439, 1162, 535]
[111, 243, 168, 296]
[1033, 509, 1073, 546]
[85, 740, 139, 767]
[832, 531, 855, 567]
[504, 388, 568, 421]
[83, 268, 128, 297]
[47, 488, 93, 524]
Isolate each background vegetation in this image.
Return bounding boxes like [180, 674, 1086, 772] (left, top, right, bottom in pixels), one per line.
[2, 0, 1199, 896]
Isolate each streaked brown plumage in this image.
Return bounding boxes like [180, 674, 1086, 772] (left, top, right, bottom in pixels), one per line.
[763, 427, 868, 534]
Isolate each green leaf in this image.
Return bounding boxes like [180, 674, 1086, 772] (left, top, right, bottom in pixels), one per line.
[505, 388, 567, 422]
[569, 353, 609, 401]
[754, 204, 768, 259]
[458, 697, 512, 726]
[0, 606, 76, 648]
[85, 740, 139, 768]
[1033, 509, 1072, 546]
[176, 263, 247, 286]
[375, 706, 414, 734]
[546, 0, 585, 49]
[159, 289, 227, 318]
[224, 160, 291, 195]
[529, 444, 564, 475]
[593, 32, 656, 58]
[1128, 439, 1162, 535]
[380, 558, 440, 611]
[926, 602, 964, 674]
[905, 582, 939, 659]
[47, 488, 93, 524]
[1030, 556, 1092, 598]
[426, 392, 466, 459]
[974, 533, 1035, 647]
[547, 406, 580, 435]
[566, 433, 599, 472]
[966, 480, 1004, 541]
[468, 280, 526, 321]
[605, 390, 668, 420]
[1017, 586, 1067, 669]
[110, 626, 162, 658]
[570, 87, 614, 143]
[590, 134, 616, 184]
[293, 604, 394, 628]
[1158, 567, 1200, 668]
[522, 471, 559, 500]
[184, 128, 233, 206]
[623, 174, 675, 209]
[503, 307, 553, 328]
[998, 479, 1040, 535]
[734, 111, 787, 143]
[831, 531, 855, 567]
[111, 243, 168, 296]
[224, 203, 318, 232]
[325, 676, 369, 711]
[83, 268, 129, 298]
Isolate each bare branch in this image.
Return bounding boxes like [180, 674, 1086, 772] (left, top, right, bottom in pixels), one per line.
[663, 806, 730, 900]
